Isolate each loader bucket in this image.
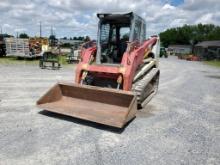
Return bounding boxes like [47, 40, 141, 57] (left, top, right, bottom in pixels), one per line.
[37, 82, 137, 128]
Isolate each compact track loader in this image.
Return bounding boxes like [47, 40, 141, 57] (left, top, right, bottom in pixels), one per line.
[37, 12, 160, 128]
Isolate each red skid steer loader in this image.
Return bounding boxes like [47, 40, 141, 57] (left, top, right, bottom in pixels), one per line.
[37, 12, 160, 128]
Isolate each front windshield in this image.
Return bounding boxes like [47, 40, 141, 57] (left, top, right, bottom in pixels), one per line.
[99, 22, 130, 64]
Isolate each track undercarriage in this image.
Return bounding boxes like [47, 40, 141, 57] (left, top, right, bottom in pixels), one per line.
[132, 66, 159, 108]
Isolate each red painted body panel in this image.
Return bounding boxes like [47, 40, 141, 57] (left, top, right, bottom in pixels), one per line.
[75, 37, 158, 91]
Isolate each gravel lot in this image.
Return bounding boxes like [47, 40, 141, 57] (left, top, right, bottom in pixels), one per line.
[0, 56, 219, 165]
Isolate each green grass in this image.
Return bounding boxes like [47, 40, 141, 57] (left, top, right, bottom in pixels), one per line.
[204, 60, 220, 68]
[59, 55, 69, 65]
[0, 56, 39, 65]
[0, 55, 72, 66]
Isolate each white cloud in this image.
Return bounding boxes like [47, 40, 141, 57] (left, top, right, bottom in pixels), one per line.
[3, 24, 13, 29]
[0, 1, 10, 8]
[162, 4, 176, 10]
[196, 13, 214, 24]
[0, 0, 219, 38]
[170, 19, 187, 27]
[15, 28, 27, 32]
[196, 12, 220, 25]
[182, 0, 220, 11]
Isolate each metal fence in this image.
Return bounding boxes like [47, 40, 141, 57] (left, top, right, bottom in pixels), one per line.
[5, 38, 30, 57]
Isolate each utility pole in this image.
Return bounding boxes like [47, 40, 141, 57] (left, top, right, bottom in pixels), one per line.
[0, 26, 2, 34]
[50, 26, 53, 36]
[40, 21, 42, 38]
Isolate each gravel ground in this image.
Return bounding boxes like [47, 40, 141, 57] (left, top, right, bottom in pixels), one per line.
[0, 56, 219, 165]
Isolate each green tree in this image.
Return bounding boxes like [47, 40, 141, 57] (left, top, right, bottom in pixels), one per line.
[49, 35, 57, 46]
[84, 36, 91, 42]
[159, 24, 220, 47]
[19, 33, 29, 38]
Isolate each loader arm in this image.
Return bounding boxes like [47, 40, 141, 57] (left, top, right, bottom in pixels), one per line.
[75, 36, 158, 91]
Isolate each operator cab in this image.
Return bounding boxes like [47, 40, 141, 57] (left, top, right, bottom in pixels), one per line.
[96, 12, 146, 65]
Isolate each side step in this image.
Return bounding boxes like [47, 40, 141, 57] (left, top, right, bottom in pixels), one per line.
[37, 82, 137, 128]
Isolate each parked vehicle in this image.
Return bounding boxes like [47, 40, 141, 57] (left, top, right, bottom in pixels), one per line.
[67, 46, 81, 63]
[160, 47, 167, 58]
[39, 51, 61, 69]
[0, 35, 6, 57]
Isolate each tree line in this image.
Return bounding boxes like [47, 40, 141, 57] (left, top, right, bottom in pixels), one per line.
[2, 33, 91, 42]
[159, 24, 220, 47]
[61, 36, 90, 41]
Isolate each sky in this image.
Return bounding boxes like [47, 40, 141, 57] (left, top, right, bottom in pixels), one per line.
[0, 0, 219, 39]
